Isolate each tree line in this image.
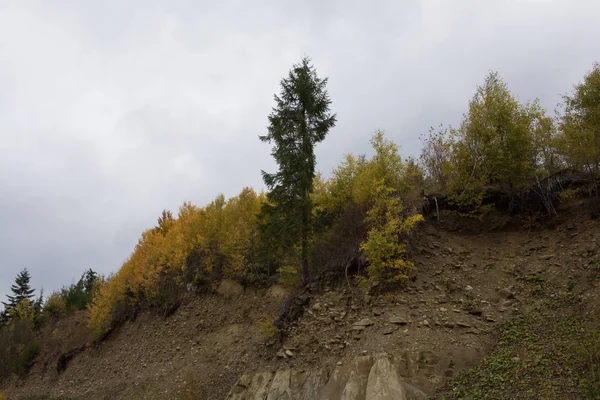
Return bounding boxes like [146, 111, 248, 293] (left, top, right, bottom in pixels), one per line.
[0, 268, 98, 379]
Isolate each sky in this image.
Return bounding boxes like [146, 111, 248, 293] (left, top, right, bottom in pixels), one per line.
[1, 0, 599, 300]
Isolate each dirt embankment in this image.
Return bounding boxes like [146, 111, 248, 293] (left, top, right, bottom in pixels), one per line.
[3, 203, 600, 399]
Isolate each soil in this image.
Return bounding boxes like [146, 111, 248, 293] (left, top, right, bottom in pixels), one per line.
[2, 201, 599, 399]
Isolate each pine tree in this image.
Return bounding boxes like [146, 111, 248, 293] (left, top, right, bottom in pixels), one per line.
[2, 269, 36, 318]
[259, 57, 336, 282]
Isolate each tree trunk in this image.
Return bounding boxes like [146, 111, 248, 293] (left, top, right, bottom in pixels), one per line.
[300, 106, 310, 283]
[301, 205, 310, 283]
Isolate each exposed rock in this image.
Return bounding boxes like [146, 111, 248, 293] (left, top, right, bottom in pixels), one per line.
[365, 354, 407, 400]
[468, 308, 483, 317]
[228, 372, 273, 400]
[382, 326, 396, 335]
[497, 288, 515, 299]
[267, 369, 292, 400]
[228, 354, 408, 400]
[389, 315, 408, 325]
[354, 318, 375, 327]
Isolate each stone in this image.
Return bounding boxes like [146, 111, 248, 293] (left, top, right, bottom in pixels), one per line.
[285, 350, 294, 357]
[365, 354, 407, 400]
[266, 369, 292, 400]
[456, 322, 471, 328]
[364, 294, 372, 304]
[312, 302, 322, 311]
[373, 309, 383, 316]
[444, 322, 455, 329]
[539, 254, 555, 260]
[351, 325, 366, 332]
[498, 288, 515, 299]
[439, 307, 448, 312]
[228, 372, 273, 399]
[382, 326, 396, 335]
[389, 315, 408, 325]
[423, 320, 430, 327]
[354, 318, 375, 327]
[468, 308, 483, 316]
[465, 285, 473, 291]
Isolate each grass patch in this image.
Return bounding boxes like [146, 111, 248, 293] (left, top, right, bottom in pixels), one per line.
[435, 294, 599, 399]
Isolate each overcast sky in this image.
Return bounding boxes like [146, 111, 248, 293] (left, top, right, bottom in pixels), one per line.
[1, 0, 598, 300]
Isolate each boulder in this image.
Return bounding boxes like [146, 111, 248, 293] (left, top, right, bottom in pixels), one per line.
[365, 354, 407, 400]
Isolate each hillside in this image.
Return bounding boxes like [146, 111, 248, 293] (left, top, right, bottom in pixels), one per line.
[2, 200, 599, 399]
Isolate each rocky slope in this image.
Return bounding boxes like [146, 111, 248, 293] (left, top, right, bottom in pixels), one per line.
[3, 203, 600, 399]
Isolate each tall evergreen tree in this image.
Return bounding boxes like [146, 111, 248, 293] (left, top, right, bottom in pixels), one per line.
[259, 57, 336, 282]
[2, 268, 36, 317]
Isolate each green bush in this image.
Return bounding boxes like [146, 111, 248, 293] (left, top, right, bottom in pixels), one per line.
[11, 339, 40, 377]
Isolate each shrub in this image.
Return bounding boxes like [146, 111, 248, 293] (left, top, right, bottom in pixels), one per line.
[276, 265, 300, 291]
[256, 316, 279, 338]
[43, 293, 67, 321]
[0, 301, 40, 379]
[579, 327, 600, 398]
[359, 181, 423, 286]
[11, 339, 40, 377]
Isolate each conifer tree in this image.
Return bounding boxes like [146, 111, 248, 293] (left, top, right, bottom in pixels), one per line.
[260, 57, 336, 282]
[1, 268, 36, 323]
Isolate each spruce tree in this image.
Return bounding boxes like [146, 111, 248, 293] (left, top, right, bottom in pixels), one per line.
[2, 268, 36, 316]
[259, 57, 336, 282]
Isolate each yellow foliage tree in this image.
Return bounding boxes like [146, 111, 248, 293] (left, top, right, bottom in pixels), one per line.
[359, 180, 423, 286]
[313, 131, 424, 285]
[88, 188, 264, 335]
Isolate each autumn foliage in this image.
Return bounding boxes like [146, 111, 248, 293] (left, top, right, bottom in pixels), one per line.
[88, 188, 264, 334]
[83, 62, 600, 336]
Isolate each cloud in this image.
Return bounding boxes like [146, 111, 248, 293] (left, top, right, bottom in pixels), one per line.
[1, 0, 599, 298]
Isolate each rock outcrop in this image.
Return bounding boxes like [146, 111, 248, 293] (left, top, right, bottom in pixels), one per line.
[227, 353, 427, 400]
